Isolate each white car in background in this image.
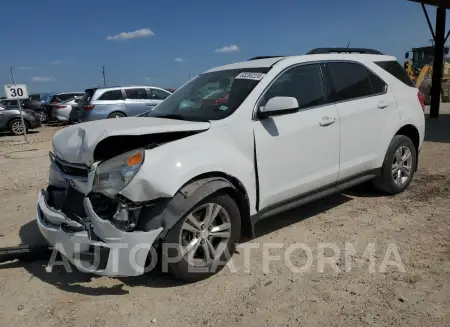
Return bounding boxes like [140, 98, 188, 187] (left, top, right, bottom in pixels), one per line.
[52, 97, 81, 122]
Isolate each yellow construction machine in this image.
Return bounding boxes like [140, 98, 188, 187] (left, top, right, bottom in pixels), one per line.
[404, 45, 450, 104]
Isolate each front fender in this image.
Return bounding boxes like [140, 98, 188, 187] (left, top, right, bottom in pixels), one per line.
[119, 133, 257, 214]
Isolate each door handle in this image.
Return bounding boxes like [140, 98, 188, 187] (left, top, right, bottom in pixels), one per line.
[378, 101, 388, 109]
[319, 116, 336, 127]
[146, 103, 155, 106]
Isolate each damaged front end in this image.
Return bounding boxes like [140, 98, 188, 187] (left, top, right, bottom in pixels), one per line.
[37, 151, 164, 277]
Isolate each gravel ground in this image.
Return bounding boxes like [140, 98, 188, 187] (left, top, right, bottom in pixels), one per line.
[1, 107, 450, 327]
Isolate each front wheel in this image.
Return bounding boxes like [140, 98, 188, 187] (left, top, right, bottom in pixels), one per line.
[162, 193, 241, 282]
[373, 135, 417, 194]
[9, 119, 28, 136]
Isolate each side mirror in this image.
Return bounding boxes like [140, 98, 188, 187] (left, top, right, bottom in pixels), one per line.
[405, 52, 409, 59]
[258, 96, 299, 118]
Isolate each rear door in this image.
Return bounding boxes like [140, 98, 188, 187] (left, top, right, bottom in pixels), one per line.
[124, 88, 151, 115]
[324, 61, 399, 180]
[93, 89, 126, 117]
[148, 88, 171, 109]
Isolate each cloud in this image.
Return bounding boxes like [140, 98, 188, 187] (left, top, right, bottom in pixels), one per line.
[215, 44, 240, 53]
[174, 57, 185, 62]
[32, 76, 56, 82]
[16, 66, 34, 70]
[49, 60, 72, 65]
[144, 76, 151, 81]
[106, 28, 155, 41]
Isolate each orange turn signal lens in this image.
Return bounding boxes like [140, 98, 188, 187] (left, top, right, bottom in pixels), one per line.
[127, 151, 144, 167]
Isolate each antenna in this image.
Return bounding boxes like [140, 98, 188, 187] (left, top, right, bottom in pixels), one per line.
[347, 42, 350, 48]
[102, 66, 106, 86]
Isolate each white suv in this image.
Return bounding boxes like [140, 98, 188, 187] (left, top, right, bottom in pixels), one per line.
[36, 48, 425, 281]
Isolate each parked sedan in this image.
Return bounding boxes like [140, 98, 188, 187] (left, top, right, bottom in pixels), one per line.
[52, 97, 81, 123]
[0, 106, 41, 135]
[0, 98, 48, 123]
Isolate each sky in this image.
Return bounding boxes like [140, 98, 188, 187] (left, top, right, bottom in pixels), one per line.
[0, 0, 449, 94]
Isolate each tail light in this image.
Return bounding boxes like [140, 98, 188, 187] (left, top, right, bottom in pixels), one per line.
[83, 104, 95, 111]
[417, 91, 425, 111]
[54, 105, 66, 109]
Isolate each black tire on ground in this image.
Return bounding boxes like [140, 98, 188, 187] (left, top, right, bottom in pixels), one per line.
[373, 135, 417, 195]
[36, 110, 49, 123]
[8, 119, 29, 136]
[162, 192, 241, 282]
[107, 112, 126, 118]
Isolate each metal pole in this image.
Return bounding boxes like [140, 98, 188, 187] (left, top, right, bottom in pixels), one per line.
[10, 66, 27, 142]
[430, 7, 446, 119]
[421, 3, 436, 41]
[103, 66, 106, 86]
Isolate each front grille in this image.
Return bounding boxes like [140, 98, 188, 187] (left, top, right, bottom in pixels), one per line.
[53, 156, 89, 178]
[61, 186, 88, 221]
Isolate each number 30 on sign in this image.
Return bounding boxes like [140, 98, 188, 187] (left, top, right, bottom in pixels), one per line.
[4, 84, 29, 100]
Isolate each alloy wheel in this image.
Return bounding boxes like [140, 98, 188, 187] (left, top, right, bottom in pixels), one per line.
[179, 203, 232, 267]
[11, 121, 25, 135]
[392, 146, 413, 186]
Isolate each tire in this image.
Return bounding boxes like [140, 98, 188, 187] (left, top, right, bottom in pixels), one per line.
[161, 192, 241, 282]
[373, 135, 417, 194]
[108, 112, 126, 118]
[8, 119, 28, 136]
[36, 110, 49, 123]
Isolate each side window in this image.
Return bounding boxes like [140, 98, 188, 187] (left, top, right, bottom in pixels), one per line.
[369, 73, 387, 94]
[58, 94, 70, 101]
[375, 60, 415, 87]
[327, 62, 385, 102]
[150, 88, 170, 100]
[125, 88, 149, 100]
[99, 90, 123, 101]
[264, 64, 326, 109]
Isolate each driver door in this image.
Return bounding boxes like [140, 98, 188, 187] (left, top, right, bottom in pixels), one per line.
[253, 63, 340, 210]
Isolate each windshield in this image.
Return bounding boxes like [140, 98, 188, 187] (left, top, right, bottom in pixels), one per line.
[148, 68, 270, 121]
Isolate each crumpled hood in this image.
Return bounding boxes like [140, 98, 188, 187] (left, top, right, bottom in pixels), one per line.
[52, 117, 210, 165]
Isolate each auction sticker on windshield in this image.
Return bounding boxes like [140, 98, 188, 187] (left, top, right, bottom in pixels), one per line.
[235, 72, 266, 81]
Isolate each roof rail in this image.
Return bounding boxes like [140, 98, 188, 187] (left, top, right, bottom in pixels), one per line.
[247, 56, 286, 61]
[307, 48, 383, 55]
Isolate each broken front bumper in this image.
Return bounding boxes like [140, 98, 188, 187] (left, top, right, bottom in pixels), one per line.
[36, 190, 163, 277]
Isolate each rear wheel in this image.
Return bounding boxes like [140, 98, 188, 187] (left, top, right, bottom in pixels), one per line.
[9, 119, 28, 136]
[373, 135, 417, 194]
[108, 112, 126, 118]
[162, 193, 241, 282]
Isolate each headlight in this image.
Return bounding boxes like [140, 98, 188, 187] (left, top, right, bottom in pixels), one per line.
[92, 149, 144, 197]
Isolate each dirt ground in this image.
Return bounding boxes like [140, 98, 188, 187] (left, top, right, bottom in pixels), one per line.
[1, 106, 450, 327]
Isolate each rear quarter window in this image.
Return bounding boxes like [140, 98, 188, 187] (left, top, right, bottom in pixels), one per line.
[375, 60, 416, 87]
[98, 90, 123, 101]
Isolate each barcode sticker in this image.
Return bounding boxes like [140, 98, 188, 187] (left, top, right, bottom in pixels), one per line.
[235, 72, 266, 81]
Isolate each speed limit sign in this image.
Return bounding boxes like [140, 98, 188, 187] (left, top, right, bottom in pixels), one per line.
[4, 84, 29, 100]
